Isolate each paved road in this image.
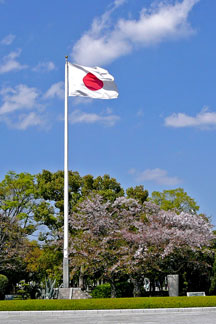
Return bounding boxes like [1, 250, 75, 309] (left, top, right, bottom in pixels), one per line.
[1, 308, 216, 324]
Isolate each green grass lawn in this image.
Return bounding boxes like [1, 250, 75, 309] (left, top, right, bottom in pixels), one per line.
[0, 296, 216, 311]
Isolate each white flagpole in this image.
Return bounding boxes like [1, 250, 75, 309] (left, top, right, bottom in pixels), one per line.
[63, 56, 69, 288]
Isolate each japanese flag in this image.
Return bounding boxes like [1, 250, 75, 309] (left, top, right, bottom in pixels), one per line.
[68, 63, 118, 99]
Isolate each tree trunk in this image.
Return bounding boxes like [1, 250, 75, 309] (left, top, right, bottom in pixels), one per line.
[78, 265, 84, 289]
[78, 275, 84, 289]
[110, 280, 117, 298]
[130, 277, 142, 297]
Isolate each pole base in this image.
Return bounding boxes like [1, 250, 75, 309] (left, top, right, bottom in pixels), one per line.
[63, 257, 69, 288]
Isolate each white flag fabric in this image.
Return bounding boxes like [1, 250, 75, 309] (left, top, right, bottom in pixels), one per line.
[68, 63, 118, 99]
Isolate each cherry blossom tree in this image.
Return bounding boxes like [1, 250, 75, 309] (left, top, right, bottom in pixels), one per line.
[119, 201, 214, 295]
[63, 195, 214, 297]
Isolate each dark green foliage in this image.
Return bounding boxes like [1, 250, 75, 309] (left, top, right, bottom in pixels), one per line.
[90, 174, 124, 202]
[91, 282, 140, 298]
[37, 170, 83, 214]
[16, 280, 31, 300]
[0, 275, 8, 299]
[16, 280, 43, 300]
[91, 284, 111, 298]
[126, 185, 148, 204]
[115, 281, 133, 297]
[210, 256, 216, 295]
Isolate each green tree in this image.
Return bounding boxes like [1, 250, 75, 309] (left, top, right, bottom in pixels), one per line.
[0, 171, 36, 233]
[82, 174, 124, 202]
[0, 171, 54, 235]
[37, 170, 82, 213]
[24, 241, 62, 285]
[36, 171, 124, 231]
[126, 185, 148, 204]
[150, 188, 199, 214]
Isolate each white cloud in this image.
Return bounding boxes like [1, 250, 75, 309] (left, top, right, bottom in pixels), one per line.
[0, 84, 47, 130]
[118, 0, 198, 44]
[44, 82, 64, 100]
[72, 0, 199, 66]
[1, 112, 44, 130]
[0, 84, 39, 115]
[69, 109, 120, 127]
[72, 34, 131, 66]
[165, 108, 216, 129]
[33, 61, 56, 72]
[114, 0, 126, 7]
[1, 34, 15, 45]
[132, 168, 181, 186]
[73, 97, 93, 105]
[16, 112, 44, 130]
[0, 49, 28, 73]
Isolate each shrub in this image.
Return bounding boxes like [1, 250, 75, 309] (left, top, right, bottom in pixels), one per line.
[116, 281, 133, 297]
[210, 257, 216, 295]
[16, 280, 31, 300]
[0, 275, 8, 299]
[91, 281, 134, 298]
[91, 284, 111, 298]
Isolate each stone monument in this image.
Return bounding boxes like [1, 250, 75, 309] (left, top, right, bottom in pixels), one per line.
[167, 274, 179, 297]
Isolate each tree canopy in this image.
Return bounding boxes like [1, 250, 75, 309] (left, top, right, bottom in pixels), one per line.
[56, 194, 214, 296]
[150, 188, 200, 214]
[0, 170, 215, 298]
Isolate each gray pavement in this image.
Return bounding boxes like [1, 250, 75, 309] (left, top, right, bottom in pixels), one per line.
[1, 308, 216, 324]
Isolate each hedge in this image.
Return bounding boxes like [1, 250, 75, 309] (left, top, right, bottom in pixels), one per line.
[0, 275, 8, 300]
[91, 282, 134, 298]
[0, 296, 216, 311]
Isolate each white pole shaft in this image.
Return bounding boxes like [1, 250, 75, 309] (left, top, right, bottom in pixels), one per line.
[63, 57, 69, 288]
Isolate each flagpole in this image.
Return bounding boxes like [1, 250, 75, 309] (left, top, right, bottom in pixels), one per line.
[63, 55, 69, 288]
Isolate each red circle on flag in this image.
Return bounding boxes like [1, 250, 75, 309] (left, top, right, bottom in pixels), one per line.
[83, 73, 104, 91]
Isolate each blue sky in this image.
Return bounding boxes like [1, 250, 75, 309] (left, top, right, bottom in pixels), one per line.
[0, 0, 216, 223]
